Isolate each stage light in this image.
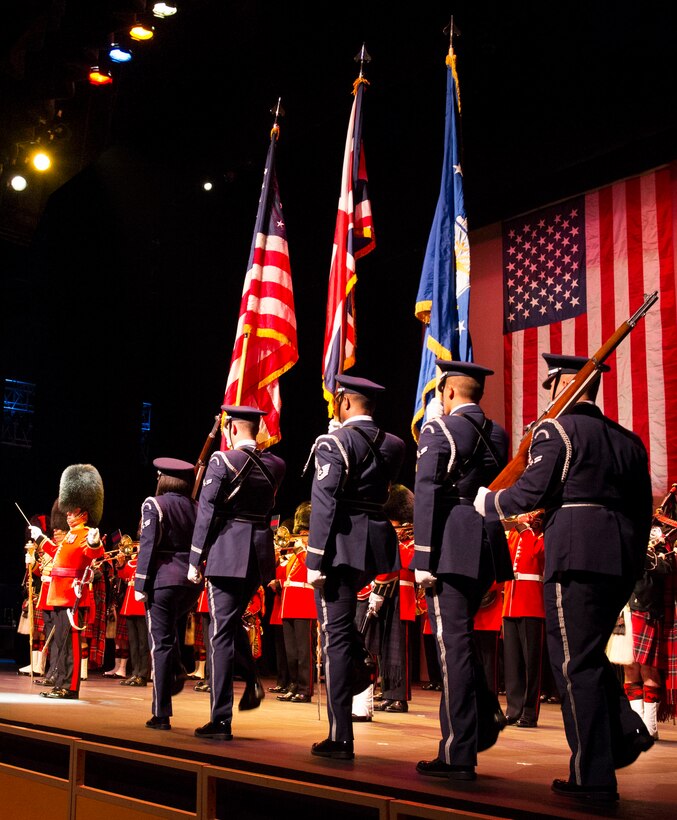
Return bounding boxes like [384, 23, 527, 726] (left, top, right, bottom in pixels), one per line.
[88, 67, 113, 86]
[9, 174, 28, 192]
[109, 43, 132, 63]
[31, 151, 52, 172]
[153, 3, 178, 18]
[203, 181, 213, 192]
[130, 23, 154, 41]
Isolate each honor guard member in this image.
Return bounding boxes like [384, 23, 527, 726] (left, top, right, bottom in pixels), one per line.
[189, 405, 286, 741]
[413, 361, 512, 782]
[135, 457, 203, 730]
[30, 464, 105, 699]
[306, 374, 406, 760]
[474, 353, 654, 804]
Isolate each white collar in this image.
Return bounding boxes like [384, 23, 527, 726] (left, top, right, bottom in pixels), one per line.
[450, 402, 478, 415]
[235, 439, 257, 449]
[343, 415, 373, 425]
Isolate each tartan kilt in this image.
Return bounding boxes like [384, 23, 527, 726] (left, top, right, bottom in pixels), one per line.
[116, 613, 129, 646]
[631, 610, 663, 668]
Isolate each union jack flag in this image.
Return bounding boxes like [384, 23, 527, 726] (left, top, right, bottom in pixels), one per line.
[222, 125, 298, 448]
[322, 76, 375, 414]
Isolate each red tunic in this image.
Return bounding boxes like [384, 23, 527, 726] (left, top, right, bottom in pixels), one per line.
[502, 526, 545, 619]
[46, 524, 104, 608]
[268, 560, 287, 626]
[280, 549, 318, 620]
[118, 558, 146, 617]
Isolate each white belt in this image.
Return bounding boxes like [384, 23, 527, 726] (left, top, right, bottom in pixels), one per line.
[513, 572, 543, 582]
[400, 580, 415, 588]
[284, 581, 313, 589]
[41, 575, 51, 583]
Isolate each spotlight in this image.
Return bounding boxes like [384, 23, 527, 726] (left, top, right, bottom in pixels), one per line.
[203, 181, 213, 192]
[31, 151, 52, 172]
[153, 3, 178, 18]
[130, 23, 154, 41]
[9, 174, 28, 192]
[109, 43, 133, 63]
[88, 67, 113, 86]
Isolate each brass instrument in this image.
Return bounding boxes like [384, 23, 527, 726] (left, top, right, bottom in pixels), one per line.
[93, 534, 139, 566]
[273, 526, 307, 553]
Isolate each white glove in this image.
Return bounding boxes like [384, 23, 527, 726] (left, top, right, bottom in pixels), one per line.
[368, 592, 384, 613]
[415, 569, 437, 588]
[25, 549, 36, 566]
[473, 487, 490, 517]
[86, 528, 101, 547]
[134, 590, 147, 603]
[328, 418, 342, 432]
[306, 568, 326, 589]
[29, 525, 44, 542]
[187, 564, 202, 584]
[426, 396, 444, 420]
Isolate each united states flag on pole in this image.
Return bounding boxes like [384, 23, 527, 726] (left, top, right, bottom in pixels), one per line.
[223, 126, 298, 448]
[503, 166, 677, 497]
[412, 46, 471, 441]
[322, 76, 375, 414]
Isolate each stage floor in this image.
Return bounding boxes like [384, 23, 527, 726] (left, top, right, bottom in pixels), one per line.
[0, 663, 675, 820]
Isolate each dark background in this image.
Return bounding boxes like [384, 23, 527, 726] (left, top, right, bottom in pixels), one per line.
[1, 1, 676, 602]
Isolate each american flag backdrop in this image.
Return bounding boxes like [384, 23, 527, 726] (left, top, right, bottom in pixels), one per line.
[503, 166, 677, 497]
[322, 76, 375, 415]
[222, 126, 298, 448]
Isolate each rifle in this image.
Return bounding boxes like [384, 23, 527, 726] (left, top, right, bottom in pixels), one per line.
[192, 413, 222, 500]
[490, 290, 659, 492]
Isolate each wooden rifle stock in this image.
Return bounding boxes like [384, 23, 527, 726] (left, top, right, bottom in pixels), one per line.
[489, 290, 659, 492]
[192, 413, 222, 500]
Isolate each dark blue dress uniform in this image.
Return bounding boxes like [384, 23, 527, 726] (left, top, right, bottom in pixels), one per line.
[135, 458, 202, 722]
[190, 435, 285, 730]
[482, 356, 654, 794]
[413, 387, 510, 770]
[307, 381, 406, 750]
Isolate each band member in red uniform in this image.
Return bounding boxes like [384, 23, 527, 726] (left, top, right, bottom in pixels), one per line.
[30, 464, 105, 699]
[117, 542, 150, 686]
[278, 501, 316, 704]
[372, 484, 416, 714]
[502, 512, 545, 728]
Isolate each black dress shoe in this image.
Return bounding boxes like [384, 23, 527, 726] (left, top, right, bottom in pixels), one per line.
[551, 779, 619, 803]
[505, 714, 519, 725]
[416, 758, 476, 780]
[385, 700, 408, 713]
[238, 679, 265, 711]
[421, 682, 437, 691]
[311, 738, 354, 760]
[146, 716, 171, 730]
[40, 687, 78, 700]
[373, 699, 393, 711]
[268, 684, 288, 693]
[194, 680, 211, 692]
[277, 690, 294, 701]
[352, 714, 372, 722]
[289, 693, 311, 703]
[613, 726, 654, 769]
[34, 677, 55, 687]
[516, 717, 538, 728]
[127, 676, 147, 687]
[194, 720, 233, 740]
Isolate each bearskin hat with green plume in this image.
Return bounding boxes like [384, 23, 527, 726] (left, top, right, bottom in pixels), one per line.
[58, 464, 104, 527]
[383, 484, 414, 524]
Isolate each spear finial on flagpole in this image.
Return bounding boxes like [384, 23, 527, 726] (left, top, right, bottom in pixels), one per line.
[270, 97, 285, 140]
[354, 42, 371, 80]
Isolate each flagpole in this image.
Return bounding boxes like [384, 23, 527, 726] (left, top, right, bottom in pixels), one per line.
[233, 100, 284, 408]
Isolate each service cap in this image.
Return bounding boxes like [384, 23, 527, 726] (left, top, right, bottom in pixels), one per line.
[335, 374, 385, 400]
[541, 353, 610, 389]
[221, 405, 267, 422]
[153, 457, 195, 480]
[436, 360, 494, 389]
